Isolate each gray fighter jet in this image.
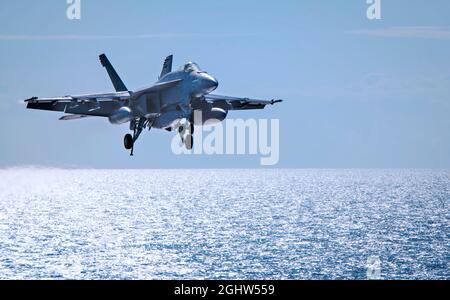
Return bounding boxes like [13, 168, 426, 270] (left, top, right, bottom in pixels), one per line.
[25, 54, 282, 155]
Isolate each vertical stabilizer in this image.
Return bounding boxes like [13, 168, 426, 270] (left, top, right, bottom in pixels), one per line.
[159, 55, 173, 79]
[99, 53, 128, 92]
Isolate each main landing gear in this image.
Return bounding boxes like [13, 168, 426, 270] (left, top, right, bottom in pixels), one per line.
[124, 118, 150, 156]
[124, 134, 133, 150]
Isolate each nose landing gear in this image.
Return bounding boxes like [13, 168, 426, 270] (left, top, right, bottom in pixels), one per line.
[178, 122, 194, 150]
[185, 133, 193, 150]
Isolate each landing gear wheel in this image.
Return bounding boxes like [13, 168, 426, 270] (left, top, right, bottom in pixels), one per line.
[124, 134, 133, 150]
[190, 123, 194, 134]
[185, 134, 193, 150]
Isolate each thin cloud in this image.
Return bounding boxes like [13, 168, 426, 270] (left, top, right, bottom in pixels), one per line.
[348, 26, 450, 39]
[0, 33, 259, 41]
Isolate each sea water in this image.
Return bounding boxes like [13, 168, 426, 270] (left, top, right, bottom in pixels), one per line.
[0, 169, 448, 279]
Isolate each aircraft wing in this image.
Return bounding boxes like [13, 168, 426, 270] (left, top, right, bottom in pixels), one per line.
[203, 94, 283, 110]
[24, 91, 130, 117]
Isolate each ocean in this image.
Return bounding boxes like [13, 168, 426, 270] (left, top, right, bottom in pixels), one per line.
[0, 169, 448, 279]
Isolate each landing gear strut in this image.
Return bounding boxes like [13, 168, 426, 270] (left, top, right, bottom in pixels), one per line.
[125, 118, 150, 156]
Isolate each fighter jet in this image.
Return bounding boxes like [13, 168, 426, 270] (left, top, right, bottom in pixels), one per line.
[25, 54, 282, 155]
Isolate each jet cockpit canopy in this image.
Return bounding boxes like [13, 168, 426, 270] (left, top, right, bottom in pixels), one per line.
[183, 62, 201, 72]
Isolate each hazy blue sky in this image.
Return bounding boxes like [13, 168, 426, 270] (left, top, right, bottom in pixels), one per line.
[1, 0, 449, 168]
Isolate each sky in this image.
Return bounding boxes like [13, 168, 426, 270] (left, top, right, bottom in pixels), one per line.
[0, 0, 449, 168]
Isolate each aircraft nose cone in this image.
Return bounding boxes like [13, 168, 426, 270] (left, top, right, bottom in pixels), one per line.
[202, 73, 218, 93]
[209, 77, 218, 90]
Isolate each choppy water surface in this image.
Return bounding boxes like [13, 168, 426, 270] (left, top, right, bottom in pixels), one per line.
[0, 169, 448, 279]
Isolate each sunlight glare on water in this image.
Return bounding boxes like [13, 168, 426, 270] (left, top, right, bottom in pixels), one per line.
[0, 169, 448, 279]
